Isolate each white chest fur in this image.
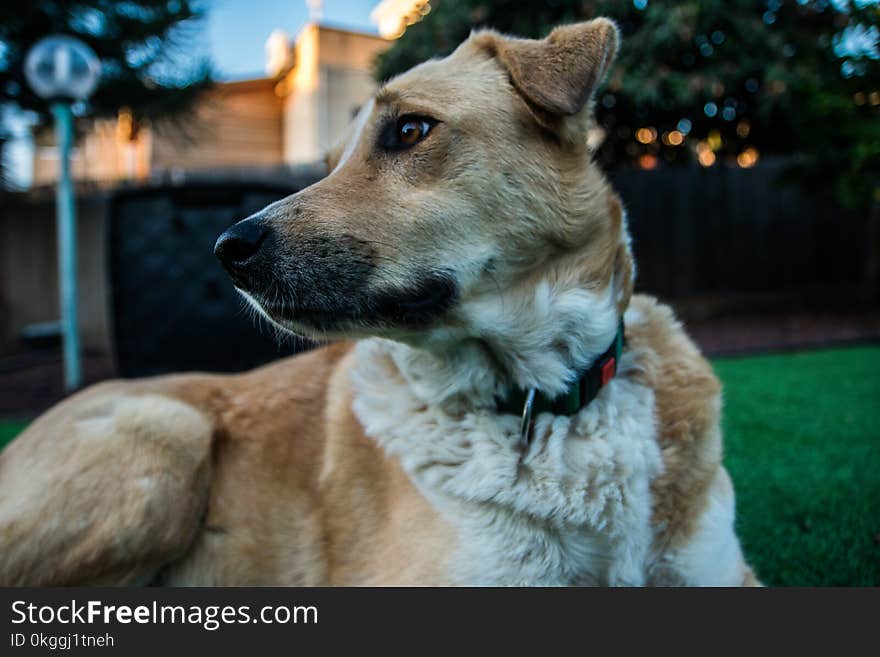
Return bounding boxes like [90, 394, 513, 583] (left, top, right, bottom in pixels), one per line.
[351, 339, 663, 586]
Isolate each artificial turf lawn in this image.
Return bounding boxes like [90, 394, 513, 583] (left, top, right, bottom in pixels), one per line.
[0, 420, 26, 450]
[0, 346, 877, 585]
[715, 346, 880, 586]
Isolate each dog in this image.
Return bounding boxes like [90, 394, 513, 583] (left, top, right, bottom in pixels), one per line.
[0, 19, 759, 586]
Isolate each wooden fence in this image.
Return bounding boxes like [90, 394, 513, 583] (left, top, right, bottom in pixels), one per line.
[611, 160, 875, 313]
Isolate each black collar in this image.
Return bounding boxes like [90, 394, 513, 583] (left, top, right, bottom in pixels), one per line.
[496, 321, 625, 448]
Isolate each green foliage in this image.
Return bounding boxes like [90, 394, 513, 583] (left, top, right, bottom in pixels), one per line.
[376, 0, 880, 209]
[716, 346, 880, 586]
[0, 1, 213, 137]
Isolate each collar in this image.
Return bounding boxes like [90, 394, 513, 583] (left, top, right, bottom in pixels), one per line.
[496, 320, 625, 449]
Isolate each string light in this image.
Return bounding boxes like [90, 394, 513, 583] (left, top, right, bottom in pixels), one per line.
[737, 147, 760, 168]
[696, 140, 716, 167]
[638, 154, 658, 169]
[664, 130, 684, 146]
[698, 150, 716, 167]
[636, 127, 658, 144]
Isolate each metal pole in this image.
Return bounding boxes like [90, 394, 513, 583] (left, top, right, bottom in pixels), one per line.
[51, 101, 81, 391]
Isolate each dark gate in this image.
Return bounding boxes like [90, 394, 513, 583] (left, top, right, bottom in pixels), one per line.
[109, 182, 314, 377]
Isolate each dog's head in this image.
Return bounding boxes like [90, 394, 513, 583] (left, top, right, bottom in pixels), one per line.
[215, 19, 632, 346]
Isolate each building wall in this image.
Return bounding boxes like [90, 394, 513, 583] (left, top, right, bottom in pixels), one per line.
[151, 79, 285, 174]
[0, 193, 111, 357]
[30, 24, 390, 181]
[283, 24, 322, 167]
[282, 25, 391, 164]
[32, 119, 151, 187]
[324, 66, 377, 147]
[31, 79, 284, 186]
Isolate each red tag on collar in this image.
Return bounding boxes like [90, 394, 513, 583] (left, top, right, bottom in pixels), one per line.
[600, 357, 616, 386]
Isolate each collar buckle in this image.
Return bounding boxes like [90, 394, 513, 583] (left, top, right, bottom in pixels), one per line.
[519, 387, 537, 450]
[500, 320, 626, 452]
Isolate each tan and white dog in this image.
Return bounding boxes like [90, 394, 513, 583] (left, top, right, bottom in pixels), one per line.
[0, 19, 759, 586]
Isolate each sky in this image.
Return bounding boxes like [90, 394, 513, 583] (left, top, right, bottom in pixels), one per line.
[205, 0, 377, 80]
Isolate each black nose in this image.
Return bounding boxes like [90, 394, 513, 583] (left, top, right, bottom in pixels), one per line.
[214, 218, 269, 271]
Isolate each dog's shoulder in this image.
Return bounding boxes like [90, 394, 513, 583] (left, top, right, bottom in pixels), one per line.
[234, 340, 356, 390]
[625, 294, 721, 423]
[624, 294, 725, 548]
[153, 341, 363, 585]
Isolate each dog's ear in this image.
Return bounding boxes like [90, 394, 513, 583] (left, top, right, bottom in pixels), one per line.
[475, 19, 619, 131]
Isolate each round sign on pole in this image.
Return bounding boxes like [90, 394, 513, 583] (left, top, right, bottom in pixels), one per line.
[24, 35, 101, 102]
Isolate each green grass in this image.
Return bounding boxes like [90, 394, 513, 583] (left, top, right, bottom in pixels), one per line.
[0, 346, 878, 585]
[716, 346, 880, 586]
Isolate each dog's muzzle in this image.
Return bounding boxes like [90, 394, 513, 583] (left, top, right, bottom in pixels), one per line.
[214, 216, 272, 289]
[214, 215, 459, 333]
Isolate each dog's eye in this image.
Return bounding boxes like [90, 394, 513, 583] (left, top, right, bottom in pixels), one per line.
[390, 115, 435, 149]
[398, 118, 431, 146]
[378, 115, 437, 151]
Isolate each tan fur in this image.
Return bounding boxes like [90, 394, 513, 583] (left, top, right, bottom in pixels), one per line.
[625, 296, 725, 548]
[0, 388, 212, 585]
[0, 20, 757, 586]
